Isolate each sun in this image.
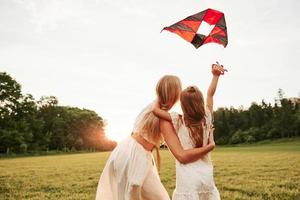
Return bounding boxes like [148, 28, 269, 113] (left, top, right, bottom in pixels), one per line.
[104, 121, 131, 143]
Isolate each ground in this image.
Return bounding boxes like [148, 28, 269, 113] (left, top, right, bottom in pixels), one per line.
[1, 139, 299, 200]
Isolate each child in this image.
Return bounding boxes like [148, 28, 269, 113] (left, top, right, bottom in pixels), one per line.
[153, 63, 226, 200]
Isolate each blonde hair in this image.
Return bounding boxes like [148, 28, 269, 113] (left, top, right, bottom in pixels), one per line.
[139, 75, 182, 169]
[180, 86, 206, 148]
[156, 75, 182, 110]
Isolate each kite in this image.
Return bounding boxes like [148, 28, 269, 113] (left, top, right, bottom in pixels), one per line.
[162, 8, 228, 48]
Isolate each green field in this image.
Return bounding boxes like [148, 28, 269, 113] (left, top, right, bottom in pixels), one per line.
[1, 139, 300, 200]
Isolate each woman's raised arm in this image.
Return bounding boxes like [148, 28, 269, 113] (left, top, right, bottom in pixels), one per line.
[160, 119, 215, 164]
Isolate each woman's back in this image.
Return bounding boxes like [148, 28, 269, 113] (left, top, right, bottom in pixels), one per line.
[133, 103, 163, 146]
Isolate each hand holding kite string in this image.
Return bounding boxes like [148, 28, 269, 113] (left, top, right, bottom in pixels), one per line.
[212, 61, 227, 76]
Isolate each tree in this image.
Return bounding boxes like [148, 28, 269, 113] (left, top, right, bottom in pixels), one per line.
[0, 72, 22, 125]
[0, 72, 114, 153]
[213, 89, 300, 145]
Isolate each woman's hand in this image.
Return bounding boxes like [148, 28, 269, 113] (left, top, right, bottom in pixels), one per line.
[212, 62, 227, 76]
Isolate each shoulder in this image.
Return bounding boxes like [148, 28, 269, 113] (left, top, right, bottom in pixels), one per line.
[170, 112, 181, 120]
[169, 112, 183, 132]
[159, 119, 174, 132]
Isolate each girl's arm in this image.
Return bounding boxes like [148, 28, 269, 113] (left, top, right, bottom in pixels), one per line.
[206, 62, 227, 113]
[152, 100, 172, 121]
[160, 119, 215, 164]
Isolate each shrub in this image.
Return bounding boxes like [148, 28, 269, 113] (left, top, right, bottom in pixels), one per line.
[20, 143, 28, 153]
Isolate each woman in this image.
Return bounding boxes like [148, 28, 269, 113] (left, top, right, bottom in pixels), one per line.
[96, 75, 215, 200]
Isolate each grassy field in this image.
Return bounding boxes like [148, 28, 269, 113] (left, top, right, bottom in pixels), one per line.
[1, 139, 300, 200]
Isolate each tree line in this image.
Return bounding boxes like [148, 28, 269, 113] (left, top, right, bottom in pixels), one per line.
[1, 72, 299, 154]
[213, 89, 300, 144]
[0, 72, 116, 154]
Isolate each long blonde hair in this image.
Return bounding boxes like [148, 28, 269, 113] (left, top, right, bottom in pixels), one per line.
[139, 75, 182, 168]
[138, 75, 182, 142]
[180, 86, 206, 148]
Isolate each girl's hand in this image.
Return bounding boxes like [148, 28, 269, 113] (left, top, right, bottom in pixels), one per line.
[152, 99, 172, 121]
[212, 62, 227, 76]
[152, 99, 160, 110]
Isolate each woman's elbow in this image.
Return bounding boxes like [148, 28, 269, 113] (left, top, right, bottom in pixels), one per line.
[179, 158, 189, 164]
[175, 153, 189, 164]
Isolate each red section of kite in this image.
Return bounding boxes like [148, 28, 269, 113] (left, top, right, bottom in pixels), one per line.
[162, 8, 228, 48]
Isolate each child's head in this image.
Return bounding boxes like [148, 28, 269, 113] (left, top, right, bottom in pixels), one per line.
[180, 86, 206, 147]
[156, 75, 182, 110]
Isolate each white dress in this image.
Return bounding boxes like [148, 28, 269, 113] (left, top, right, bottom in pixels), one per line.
[95, 104, 170, 200]
[170, 110, 220, 200]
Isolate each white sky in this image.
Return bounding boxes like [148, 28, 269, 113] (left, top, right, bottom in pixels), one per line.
[1, 0, 299, 141]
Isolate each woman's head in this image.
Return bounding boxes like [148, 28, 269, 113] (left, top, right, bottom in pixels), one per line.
[180, 86, 206, 147]
[156, 75, 182, 111]
[137, 75, 182, 145]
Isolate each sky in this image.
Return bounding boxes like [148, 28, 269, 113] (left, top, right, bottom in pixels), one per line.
[1, 0, 299, 142]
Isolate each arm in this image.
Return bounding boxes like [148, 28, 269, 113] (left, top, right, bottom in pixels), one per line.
[206, 62, 227, 113]
[152, 99, 172, 121]
[206, 75, 219, 113]
[160, 119, 215, 164]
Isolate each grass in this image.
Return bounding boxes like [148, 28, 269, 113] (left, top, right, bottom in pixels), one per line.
[1, 139, 300, 200]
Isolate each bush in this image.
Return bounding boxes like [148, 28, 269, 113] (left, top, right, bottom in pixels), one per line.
[230, 130, 244, 144]
[20, 143, 28, 153]
[244, 135, 256, 143]
[216, 137, 229, 145]
[267, 128, 281, 139]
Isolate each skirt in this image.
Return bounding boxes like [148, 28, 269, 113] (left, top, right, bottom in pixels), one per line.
[95, 136, 170, 200]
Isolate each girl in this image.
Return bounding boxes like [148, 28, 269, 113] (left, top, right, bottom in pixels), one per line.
[96, 75, 215, 200]
[153, 63, 226, 200]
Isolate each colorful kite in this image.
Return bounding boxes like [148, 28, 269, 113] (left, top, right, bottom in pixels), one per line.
[162, 8, 228, 48]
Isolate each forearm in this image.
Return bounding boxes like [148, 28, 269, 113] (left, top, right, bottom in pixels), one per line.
[152, 107, 172, 121]
[175, 143, 215, 164]
[207, 75, 219, 97]
[161, 120, 215, 164]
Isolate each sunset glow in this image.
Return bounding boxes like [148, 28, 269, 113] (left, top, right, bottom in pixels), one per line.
[105, 122, 131, 143]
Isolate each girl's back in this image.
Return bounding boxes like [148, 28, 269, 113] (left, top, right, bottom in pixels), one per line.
[170, 109, 220, 200]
